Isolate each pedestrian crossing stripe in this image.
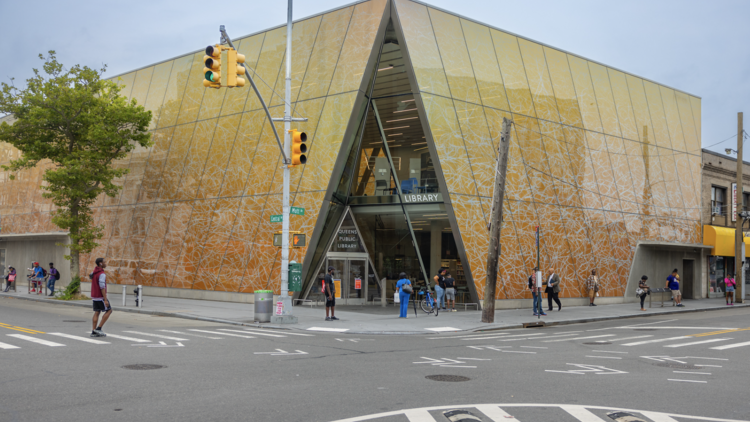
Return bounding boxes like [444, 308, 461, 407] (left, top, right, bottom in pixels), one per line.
[7, 334, 64, 347]
[48, 333, 109, 345]
[711, 340, 750, 350]
[0, 341, 20, 349]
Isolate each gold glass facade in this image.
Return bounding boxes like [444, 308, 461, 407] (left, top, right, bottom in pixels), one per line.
[0, 0, 700, 301]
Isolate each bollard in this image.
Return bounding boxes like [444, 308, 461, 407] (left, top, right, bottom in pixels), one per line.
[122, 285, 126, 306]
[137, 285, 142, 308]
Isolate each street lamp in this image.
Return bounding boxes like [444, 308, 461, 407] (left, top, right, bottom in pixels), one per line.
[726, 148, 737, 155]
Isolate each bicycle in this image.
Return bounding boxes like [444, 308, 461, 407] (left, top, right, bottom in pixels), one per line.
[417, 286, 439, 316]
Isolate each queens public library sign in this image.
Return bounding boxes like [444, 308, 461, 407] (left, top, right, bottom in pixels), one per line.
[402, 193, 442, 204]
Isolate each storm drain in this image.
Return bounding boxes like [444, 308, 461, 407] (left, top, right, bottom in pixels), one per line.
[607, 411, 647, 422]
[121, 364, 166, 371]
[443, 409, 481, 421]
[426, 375, 470, 382]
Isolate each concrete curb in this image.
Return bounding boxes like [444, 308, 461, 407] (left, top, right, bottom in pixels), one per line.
[2, 293, 747, 335]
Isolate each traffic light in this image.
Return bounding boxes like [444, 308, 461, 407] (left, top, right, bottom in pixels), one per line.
[203, 45, 221, 88]
[227, 48, 246, 88]
[290, 129, 307, 166]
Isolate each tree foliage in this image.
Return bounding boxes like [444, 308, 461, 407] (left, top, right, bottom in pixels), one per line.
[0, 51, 152, 277]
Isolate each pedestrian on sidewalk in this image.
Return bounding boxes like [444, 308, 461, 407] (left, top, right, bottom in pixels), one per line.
[396, 272, 411, 318]
[544, 268, 562, 311]
[585, 269, 599, 306]
[666, 269, 683, 307]
[4, 267, 16, 292]
[90, 258, 112, 337]
[433, 267, 447, 310]
[31, 262, 44, 294]
[47, 263, 59, 296]
[724, 274, 736, 305]
[443, 271, 457, 312]
[528, 267, 546, 316]
[637, 275, 650, 311]
[324, 266, 339, 321]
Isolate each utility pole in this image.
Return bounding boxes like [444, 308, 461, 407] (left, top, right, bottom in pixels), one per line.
[482, 117, 512, 323]
[736, 112, 745, 304]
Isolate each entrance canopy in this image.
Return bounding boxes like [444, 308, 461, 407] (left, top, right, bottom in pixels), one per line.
[703, 225, 750, 257]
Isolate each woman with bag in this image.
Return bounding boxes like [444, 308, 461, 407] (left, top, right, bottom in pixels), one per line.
[585, 269, 599, 306]
[637, 275, 650, 311]
[725, 274, 736, 305]
[4, 267, 16, 292]
[396, 272, 412, 318]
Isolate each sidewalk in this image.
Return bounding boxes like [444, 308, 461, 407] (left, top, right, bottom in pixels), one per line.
[2, 288, 747, 334]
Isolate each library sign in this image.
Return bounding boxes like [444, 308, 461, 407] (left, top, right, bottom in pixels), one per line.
[336, 227, 361, 251]
[402, 193, 442, 203]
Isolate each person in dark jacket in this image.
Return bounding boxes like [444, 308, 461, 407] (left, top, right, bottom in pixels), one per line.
[47, 263, 59, 296]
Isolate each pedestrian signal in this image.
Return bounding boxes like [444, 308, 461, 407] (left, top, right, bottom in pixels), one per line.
[292, 233, 306, 248]
[203, 45, 222, 88]
[227, 48, 246, 88]
[290, 129, 307, 166]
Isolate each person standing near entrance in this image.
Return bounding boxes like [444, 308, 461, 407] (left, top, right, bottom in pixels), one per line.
[544, 268, 562, 311]
[725, 273, 736, 305]
[585, 269, 598, 306]
[444, 271, 456, 312]
[433, 268, 447, 310]
[666, 269, 683, 307]
[637, 275, 650, 311]
[47, 263, 59, 296]
[90, 258, 112, 337]
[324, 266, 339, 321]
[528, 267, 546, 316]
[396, 272, 411, 318]
[4, 267, 16, 292]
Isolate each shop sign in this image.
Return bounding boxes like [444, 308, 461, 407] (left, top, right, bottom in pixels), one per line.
[402, 193, 442, 203]
[732, 183, 737, 222]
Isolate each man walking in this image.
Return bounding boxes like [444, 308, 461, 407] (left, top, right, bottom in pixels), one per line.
[324, 266, 339, 321]
[443, 270, 456, 312]
[47, 263, 59, 296]
[544, 268, 562, 311]
[528, 267, 546, 316]
[90, 258, 112, 337]
[666, 269, 683, 307]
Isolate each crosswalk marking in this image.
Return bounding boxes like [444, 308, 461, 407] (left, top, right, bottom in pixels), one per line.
[48, 333, 109, 345]
[474, 405, 520, 421]
[664, 338, 732, 348]
[0, 341, 20, 349]
[101, 333, 152, 343]
[219, 329, 284, 338]
[189, 329, 255, 339]
[123, 331, 189, 341]
[7, 334, 65, 347]
[711, 341, 750, 350]
[640, 411, 680, 421]
[404, 409, 435, 421]
[159, 330, 222, 339]
[543, 335, 614, 343]
[562, 405, 607, 421]
[241, 328, 314, 337]
[622, 336, 689, 346]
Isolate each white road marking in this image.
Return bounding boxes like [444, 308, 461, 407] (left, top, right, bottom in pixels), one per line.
[502, 350, 536, 354]
[48, 333, 109, 344]
[159, 330, 221, 339]
[456, 358, 492, 361]
[640, 356, 688, 364]
[474, 405, 520, 422]
[711, 341, 750, 350]
[695, 365, 722, 368]
[404, 409, 436, 422]
[413, 357, 479, 368]
[428, 332, 510, 340]
[189, 329, 254, 339]
[7, 334, 65, 347]
[466, 345, 510, 351]
[241, 328, 314, 337]
[585, 356, 622, 359]
[622, 336, 689, 346]
[463, 333, 545, 341]
[103, 333, 152, 342]
[683, 356, 728, 360]
[673, 371, 711, 375]
[639, 412, 680, 422]
[562, 405, 607, 421]
[546, 364, 628, 375]
[520, 346, 547, 349]
[592, 350, 628, 354]
[667, 379, 707, 383]
[0, 341, 20, 349]
[219, 329, 284, 338]
[543, 335, 614, 343]
[607, 335, 653, 342]
[123, 331, 189, 341]
[132, 341, 185, 348]
[425, 327, 461, 332]
[664, 338, 732, 348]
[616, 319, 678, 327]
[253, 349, 307, 356]
[306, 327, 349, 332]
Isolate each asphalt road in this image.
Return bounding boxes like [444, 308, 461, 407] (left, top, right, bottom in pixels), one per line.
[1, 297, 748, 422]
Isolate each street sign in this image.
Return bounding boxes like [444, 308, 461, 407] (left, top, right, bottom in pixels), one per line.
[270, 214, 283, 223]
[289, 263, 302, 292]
[290, 206, 305, 216]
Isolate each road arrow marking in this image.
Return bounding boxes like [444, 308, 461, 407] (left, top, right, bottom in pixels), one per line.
[253, 349, 308, 356]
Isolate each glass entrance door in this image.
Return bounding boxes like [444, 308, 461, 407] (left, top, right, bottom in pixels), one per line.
[326, 254, 369, 305]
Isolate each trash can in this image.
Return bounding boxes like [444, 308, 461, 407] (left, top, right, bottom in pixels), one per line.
[254, 290, 274, 323]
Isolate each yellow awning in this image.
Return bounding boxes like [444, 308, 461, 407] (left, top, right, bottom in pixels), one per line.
[703, 225, 750, 257]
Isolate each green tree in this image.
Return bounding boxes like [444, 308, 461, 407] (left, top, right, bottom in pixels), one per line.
[0, 51, 152, 282]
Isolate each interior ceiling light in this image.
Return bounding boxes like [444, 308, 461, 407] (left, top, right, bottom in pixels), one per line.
[387, 133, 402, 136]
[384, 126, 409, 131]
[394, 108, 417, 114]
[402, 99, 415, 103]
[414, 146, 429, 151]
[386, 117, 418, 123]
[389, 145, 401, 147]
[378, 66, 393, 71]
[413, 142, 427, 145]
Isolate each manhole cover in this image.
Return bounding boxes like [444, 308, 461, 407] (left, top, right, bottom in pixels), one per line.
[121, 364, 166, 371]
[652, 362, 698, 370]
[62, 320, 85, 322]
[426, 375, 470, 382]
[583, 342, 611, 345]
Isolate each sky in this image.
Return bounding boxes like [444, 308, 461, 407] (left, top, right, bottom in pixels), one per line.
[1, 0, 748, 155]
